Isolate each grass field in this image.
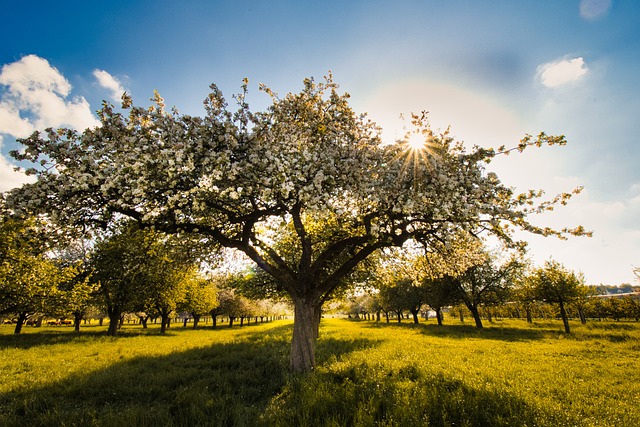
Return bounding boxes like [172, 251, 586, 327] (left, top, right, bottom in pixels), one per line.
[0, 317, 638, 426]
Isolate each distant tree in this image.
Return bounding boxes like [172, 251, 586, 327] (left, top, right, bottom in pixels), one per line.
[453, 254, 522, 329]
[0, 218, 75, 333]
[180, 273, 218, 329]
[530, 260, 584, 333]
[422, 275, 460, 326]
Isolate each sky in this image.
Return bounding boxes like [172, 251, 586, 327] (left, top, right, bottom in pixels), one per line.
[1, 0, 639, 285]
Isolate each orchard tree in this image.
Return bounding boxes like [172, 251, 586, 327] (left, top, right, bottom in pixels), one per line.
[530, 260, 585, 333]
[0, 218, 77, 333]
[179, 272, 218, 329]
[6, 75, 588, 372]
[453, 252, 523, 329]
[421, 276, 460, 326]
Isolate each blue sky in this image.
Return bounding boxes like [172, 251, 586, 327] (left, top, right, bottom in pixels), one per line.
[1, 0, 639, 284]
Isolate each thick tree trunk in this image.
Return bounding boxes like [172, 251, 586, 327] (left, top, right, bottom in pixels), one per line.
[14, 312, 28, 334]
[107, 307, 121, 336]
[376, 311, 381, 322]
[211, 315, 217, 328]
[73, 312, 83, 332]
[559, 301, 571, 333]
[385, 311, 390, 323]
[160, 312, 170, 334]
[436, 308, 443, 326]
[469, 305, 483, 329]
[192, 314, 200, 329]
[290, 297, 321, 373]
[228, 316, 235, 327]
[396, 310, 402, 323]
[410, 309, 420, 324]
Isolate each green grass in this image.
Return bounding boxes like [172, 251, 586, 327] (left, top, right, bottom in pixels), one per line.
[1, 318, 638, 426]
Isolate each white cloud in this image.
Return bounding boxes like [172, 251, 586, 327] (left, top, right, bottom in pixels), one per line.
[0, 54, 99, 135]
[0, 135, 35, 192]
[580, 0, 612, 21]
[0, 101, 35, 138]
[0, 55, 100, 192]
[537, 57, 589, 88]
[93, 69, 126, 102]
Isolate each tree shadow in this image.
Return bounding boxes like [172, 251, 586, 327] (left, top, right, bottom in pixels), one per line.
[259, 360, 568, 427]
[0, 323, 381, 427]
[0, 326, 179, 350]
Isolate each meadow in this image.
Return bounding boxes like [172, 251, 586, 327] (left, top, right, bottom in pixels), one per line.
[0, 317, 638, 426]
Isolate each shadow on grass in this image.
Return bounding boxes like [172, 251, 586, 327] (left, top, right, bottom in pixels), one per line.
[0, 323, 384, 427]
[260, 360, 565, 427]
[0, 325, 183, 350]
[356, 319, 556, 342]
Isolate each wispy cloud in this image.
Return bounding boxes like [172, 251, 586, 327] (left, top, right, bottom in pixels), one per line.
[537, 57, 589, 88]
[580, 0, 612, 21]
[93, 69, 126, 102]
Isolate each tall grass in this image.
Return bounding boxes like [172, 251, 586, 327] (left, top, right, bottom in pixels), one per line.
[1, 318, 638, 426]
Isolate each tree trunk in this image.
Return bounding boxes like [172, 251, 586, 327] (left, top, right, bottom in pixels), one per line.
[436, 308, 443, 326]
[211, 315, 217, 328]
[376, 311, 381, 322]
[290, 297, 320, 373]
[578, 307, 587, 325]
[73, 312, 82, 332]
[160, 312, 170, 334]
[487, 309, 493, 323]
[525, 306, 533, 323]
[192, 314, 200, 329]
[396, 310, 402, 323]
[14, 312, 28, 334]
[228, 316, 235, 327]
[559, 300, 571, 333]
[410, 309, 420, 324]
[107, 307, 120, 336]
[385, 311, 390, 323]
[468, 305, 483, 329]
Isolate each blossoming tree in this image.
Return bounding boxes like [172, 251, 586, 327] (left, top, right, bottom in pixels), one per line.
[6, 75, 588, 372]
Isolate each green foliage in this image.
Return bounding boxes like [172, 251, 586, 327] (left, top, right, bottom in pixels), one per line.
[0, 218, 77, 331]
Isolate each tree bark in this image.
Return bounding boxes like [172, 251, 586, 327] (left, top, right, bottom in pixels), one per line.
[525, 306, 533, 323]
[436, 308, 443, 326]
[192, 314, 200, 329]
[290, 297, 321, 373]
[160, 312, 170, 334]
[469, 305, 483, 329]
[14, 312, 28, 334]
[73, 312, 83, 332]
[559, 300, 571, 333]
[410, 309, 420, 324]
[107, 307, 121, 336]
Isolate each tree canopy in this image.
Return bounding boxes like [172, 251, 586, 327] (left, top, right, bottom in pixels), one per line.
[5, 75, 588, 372]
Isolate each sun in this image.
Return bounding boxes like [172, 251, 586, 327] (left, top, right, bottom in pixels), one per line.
[407, 134, 425, 151]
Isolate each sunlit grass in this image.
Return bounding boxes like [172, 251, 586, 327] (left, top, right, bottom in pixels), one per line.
[1, 318, 638, 426]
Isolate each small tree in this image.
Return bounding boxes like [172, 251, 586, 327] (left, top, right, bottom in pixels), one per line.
[530, 260, 584, 333]
[180, 273, 218, 329]
[0, 218, 75, 333]
[452, 253, 522, 329]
